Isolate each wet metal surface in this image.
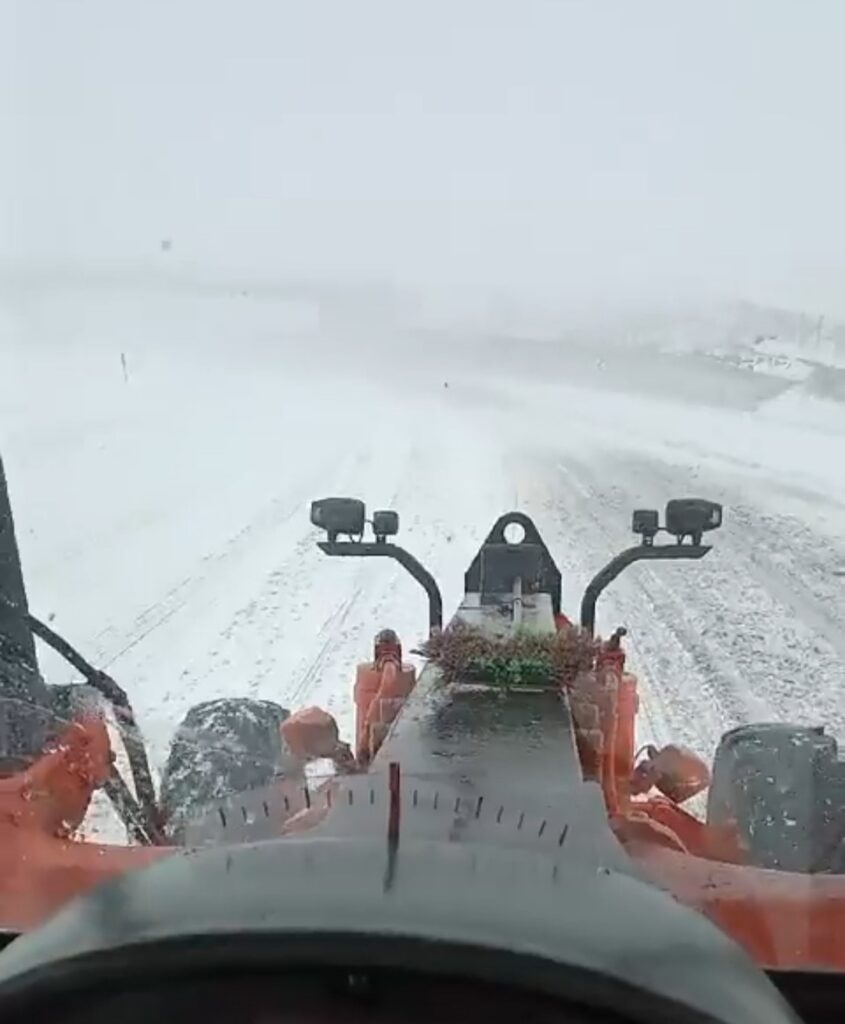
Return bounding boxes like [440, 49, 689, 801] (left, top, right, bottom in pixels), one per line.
[182, 667, 631, 873]
[372, 665, 582, 795]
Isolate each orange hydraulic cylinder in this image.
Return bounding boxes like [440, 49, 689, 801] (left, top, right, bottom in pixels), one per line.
[365, 660, 415, 762]
[354, 663, 384, 764]
[599, 670, 620, 815]
[613, 672, 639, 810]
[354, 657, 415, 766]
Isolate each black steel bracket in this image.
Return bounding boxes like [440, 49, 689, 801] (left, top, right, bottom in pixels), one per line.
[464, 512, 562, 615]
[580, 543, 711, 634]
[317, 541, 443, 634]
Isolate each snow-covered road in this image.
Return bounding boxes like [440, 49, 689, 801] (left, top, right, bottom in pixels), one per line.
[3, 287, 844, 801]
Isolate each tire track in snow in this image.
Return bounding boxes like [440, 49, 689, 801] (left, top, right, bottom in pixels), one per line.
[593, 452, 845, 738]
[551, 457, 743, 754]
[155, 440, 424, 735]
[500, 446, 748, 756]
[285, 586, 366, 707]
[728, 507, 845, 660]
[743, 547, 845, 659]
[558, 457, 778, 722]
[88, 453, 344, 671]
[610, 452, 845, 648]
[88, 446, 382, 752]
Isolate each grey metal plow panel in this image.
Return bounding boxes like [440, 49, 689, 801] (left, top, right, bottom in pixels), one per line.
[363, 667, 633, 872]
[179, 667, 633, 875]
[371, 665, 583, 793]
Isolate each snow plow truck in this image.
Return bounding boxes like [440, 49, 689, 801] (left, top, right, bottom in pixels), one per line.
[0, 454, 843, 1023]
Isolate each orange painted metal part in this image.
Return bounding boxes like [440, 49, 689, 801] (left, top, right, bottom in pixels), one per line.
[0, 815, 170, 933]
[631, 744, 711, 805]
[354, 630, 416, 766]
[560, 618, 845, 970]
[0, 716, 111, 838]
[282, 706, 356, 770]
[630, 843, 845, 971]
[0, 718, 172, 932]
[280, 619, 845, 972]
[4, 612, 845, 974]
[0, 708, 351, 934]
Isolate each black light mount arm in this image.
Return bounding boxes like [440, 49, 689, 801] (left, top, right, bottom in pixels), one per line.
[311, 498, 443, 635]
[580, 498, 723, 635]
[580, 542, 711, 634]
[317, 540, 443, 635]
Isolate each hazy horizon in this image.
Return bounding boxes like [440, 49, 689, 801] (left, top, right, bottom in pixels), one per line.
[4, 1, 845, 319]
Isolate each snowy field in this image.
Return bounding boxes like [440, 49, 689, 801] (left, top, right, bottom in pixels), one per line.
[2, 284, 845, 833]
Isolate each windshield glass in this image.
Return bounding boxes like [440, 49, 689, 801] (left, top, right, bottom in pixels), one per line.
[2, 0, 845, 988]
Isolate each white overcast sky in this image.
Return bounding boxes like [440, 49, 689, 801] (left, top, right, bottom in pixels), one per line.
[3, 1, 845, 315]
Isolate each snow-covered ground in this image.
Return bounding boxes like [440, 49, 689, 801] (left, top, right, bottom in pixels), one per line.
[3, 284, 845, 838]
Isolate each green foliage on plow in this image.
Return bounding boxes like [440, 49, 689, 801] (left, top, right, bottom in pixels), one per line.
[416, 621, 598, 690]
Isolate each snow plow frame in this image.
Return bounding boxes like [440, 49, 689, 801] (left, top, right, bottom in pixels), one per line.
[1, 465, 845, 978]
